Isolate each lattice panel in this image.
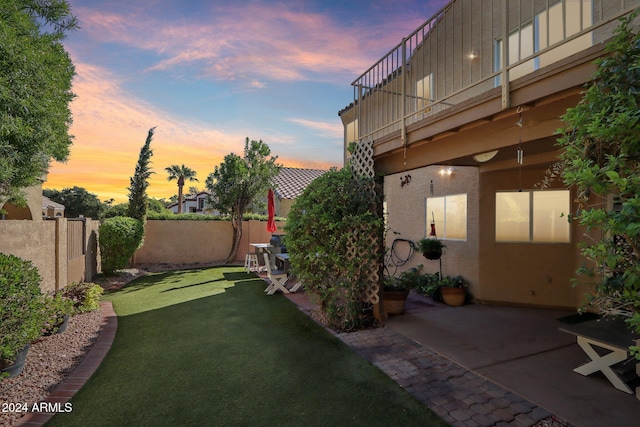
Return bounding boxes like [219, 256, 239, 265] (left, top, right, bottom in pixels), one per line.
[348, 139, 380, 304]
[350, 139, 375, 178]
[346, 224, 380, 304]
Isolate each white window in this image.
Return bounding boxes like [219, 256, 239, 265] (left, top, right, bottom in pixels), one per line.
[346, 119, 358, 144]
[496, 190, 570, 243]
[494, 0, 592, 86]
[416, 74, 433, 113]
[426, 194, 467, 240]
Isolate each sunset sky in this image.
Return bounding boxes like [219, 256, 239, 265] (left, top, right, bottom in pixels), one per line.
[45, 0, 448, 203]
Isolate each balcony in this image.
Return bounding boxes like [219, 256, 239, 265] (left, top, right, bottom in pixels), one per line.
[344, 0, 640, 153]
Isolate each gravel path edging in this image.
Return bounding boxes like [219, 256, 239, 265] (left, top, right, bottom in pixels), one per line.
[11, 302, 116, 427]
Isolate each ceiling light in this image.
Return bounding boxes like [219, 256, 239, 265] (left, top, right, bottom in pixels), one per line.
[473, 150, 499, 163]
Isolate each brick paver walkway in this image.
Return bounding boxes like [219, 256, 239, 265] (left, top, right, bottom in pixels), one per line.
[337, 327, 558, 427]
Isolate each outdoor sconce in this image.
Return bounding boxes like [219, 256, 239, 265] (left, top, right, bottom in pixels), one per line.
[439, 167, 454, 177]
[468, 50, 479, 59]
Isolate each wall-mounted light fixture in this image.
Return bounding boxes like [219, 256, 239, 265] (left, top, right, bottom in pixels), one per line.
[439, 167, 454, 177]
[468, 50, 479, 59]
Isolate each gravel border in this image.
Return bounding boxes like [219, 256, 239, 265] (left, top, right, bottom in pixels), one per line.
[0, 310, 102, 427]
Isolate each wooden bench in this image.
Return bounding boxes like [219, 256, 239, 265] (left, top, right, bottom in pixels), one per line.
[560, 317, 640, 397]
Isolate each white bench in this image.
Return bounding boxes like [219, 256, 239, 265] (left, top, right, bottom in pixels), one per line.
[560, 317, 639, 397]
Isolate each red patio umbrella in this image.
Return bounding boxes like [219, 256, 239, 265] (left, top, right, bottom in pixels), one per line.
[267, 189, 277, 232]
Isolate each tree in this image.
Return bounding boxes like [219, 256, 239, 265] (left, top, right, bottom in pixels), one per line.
[557, 11, 640, 339]
[165, 164, 198, 214]
[206, 138, 280, 263]
[43, 186, 108, 219]
[0, 0, 77, 208]
[127, 128, 155, 224]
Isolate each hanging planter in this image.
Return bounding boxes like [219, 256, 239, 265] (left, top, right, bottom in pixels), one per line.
[416, 238, 446, 261]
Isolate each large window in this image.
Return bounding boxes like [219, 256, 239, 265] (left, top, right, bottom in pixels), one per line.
[494, 0, 593, 85]
[496, 190, 570, 243]
[426, 194, 467, 240]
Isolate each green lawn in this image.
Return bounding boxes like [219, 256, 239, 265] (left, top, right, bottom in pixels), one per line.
[47, 267, 447, 426]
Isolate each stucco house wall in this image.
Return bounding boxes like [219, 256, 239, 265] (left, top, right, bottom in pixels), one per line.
[384, 165, 480, 295]
[1, 183, 44, 220]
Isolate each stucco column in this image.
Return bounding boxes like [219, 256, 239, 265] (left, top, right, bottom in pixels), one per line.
[55, 218, 68, 291]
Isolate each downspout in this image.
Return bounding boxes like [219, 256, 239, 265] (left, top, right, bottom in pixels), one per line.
[401, 38, 407, 167]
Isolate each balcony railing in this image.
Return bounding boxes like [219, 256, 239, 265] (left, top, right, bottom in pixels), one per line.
[350, 0, 640, 145]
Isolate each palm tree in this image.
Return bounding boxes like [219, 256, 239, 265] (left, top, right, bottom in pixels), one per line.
[165, 164, 199, 214]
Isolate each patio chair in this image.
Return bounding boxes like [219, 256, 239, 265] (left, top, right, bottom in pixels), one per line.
[263, 253, 289, 295]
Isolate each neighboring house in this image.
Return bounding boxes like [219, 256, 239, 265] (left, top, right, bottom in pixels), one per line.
[42, 196, 65, 219]
[340, 0, 639, 309]
[168, 191, 219, 215]
[0, 177, 48, 220]
[272, 167, 327, 218]
[246, 167, 327, 218]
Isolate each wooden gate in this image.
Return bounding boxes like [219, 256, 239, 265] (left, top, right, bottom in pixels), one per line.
[67, 219, 86, 285]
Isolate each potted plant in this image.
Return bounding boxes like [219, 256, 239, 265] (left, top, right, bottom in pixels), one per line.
[41, 292, 74, 335]
[416, 238, 446, 260]
[383, 265, 424, 315]
[0, 253, 44, 380]
[439, 275, 468, 307]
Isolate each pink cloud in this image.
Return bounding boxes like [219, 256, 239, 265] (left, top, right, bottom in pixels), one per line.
[72, 2, 436, 85]
[287, 118, 343, 140]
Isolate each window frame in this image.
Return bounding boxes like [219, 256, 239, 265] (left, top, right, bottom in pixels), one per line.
[495, 189, 571, 243]
[425, 193, 468, 241]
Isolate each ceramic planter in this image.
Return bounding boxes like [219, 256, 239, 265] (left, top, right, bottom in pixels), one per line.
[441, 287, 465, 307]
[0, 344, 30, 379]
[383, 290, 410, 315]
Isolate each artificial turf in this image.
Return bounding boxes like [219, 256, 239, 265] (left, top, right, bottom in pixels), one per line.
[47, 267, 447, 426]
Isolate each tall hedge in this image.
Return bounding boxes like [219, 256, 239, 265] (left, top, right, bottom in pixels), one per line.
[0, 253, 44, 364]
[284, 166, 383, 331]
[99, 216, 144, 274]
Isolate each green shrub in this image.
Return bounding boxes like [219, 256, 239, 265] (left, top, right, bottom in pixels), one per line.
[147, 212, 225, 220]
[99, 216, 144, 274]
[383, 265, 425, 291]
[285, 166, 383, 331]
[0, 253, 44, 367]
[62, 282, 104, 314]
[41, 292, 74, 335]
[103, 202, 129, 218]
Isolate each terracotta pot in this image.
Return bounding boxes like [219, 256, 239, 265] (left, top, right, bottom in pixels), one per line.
[441, 287, 465, 307]
[383, 290, 409, 315]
